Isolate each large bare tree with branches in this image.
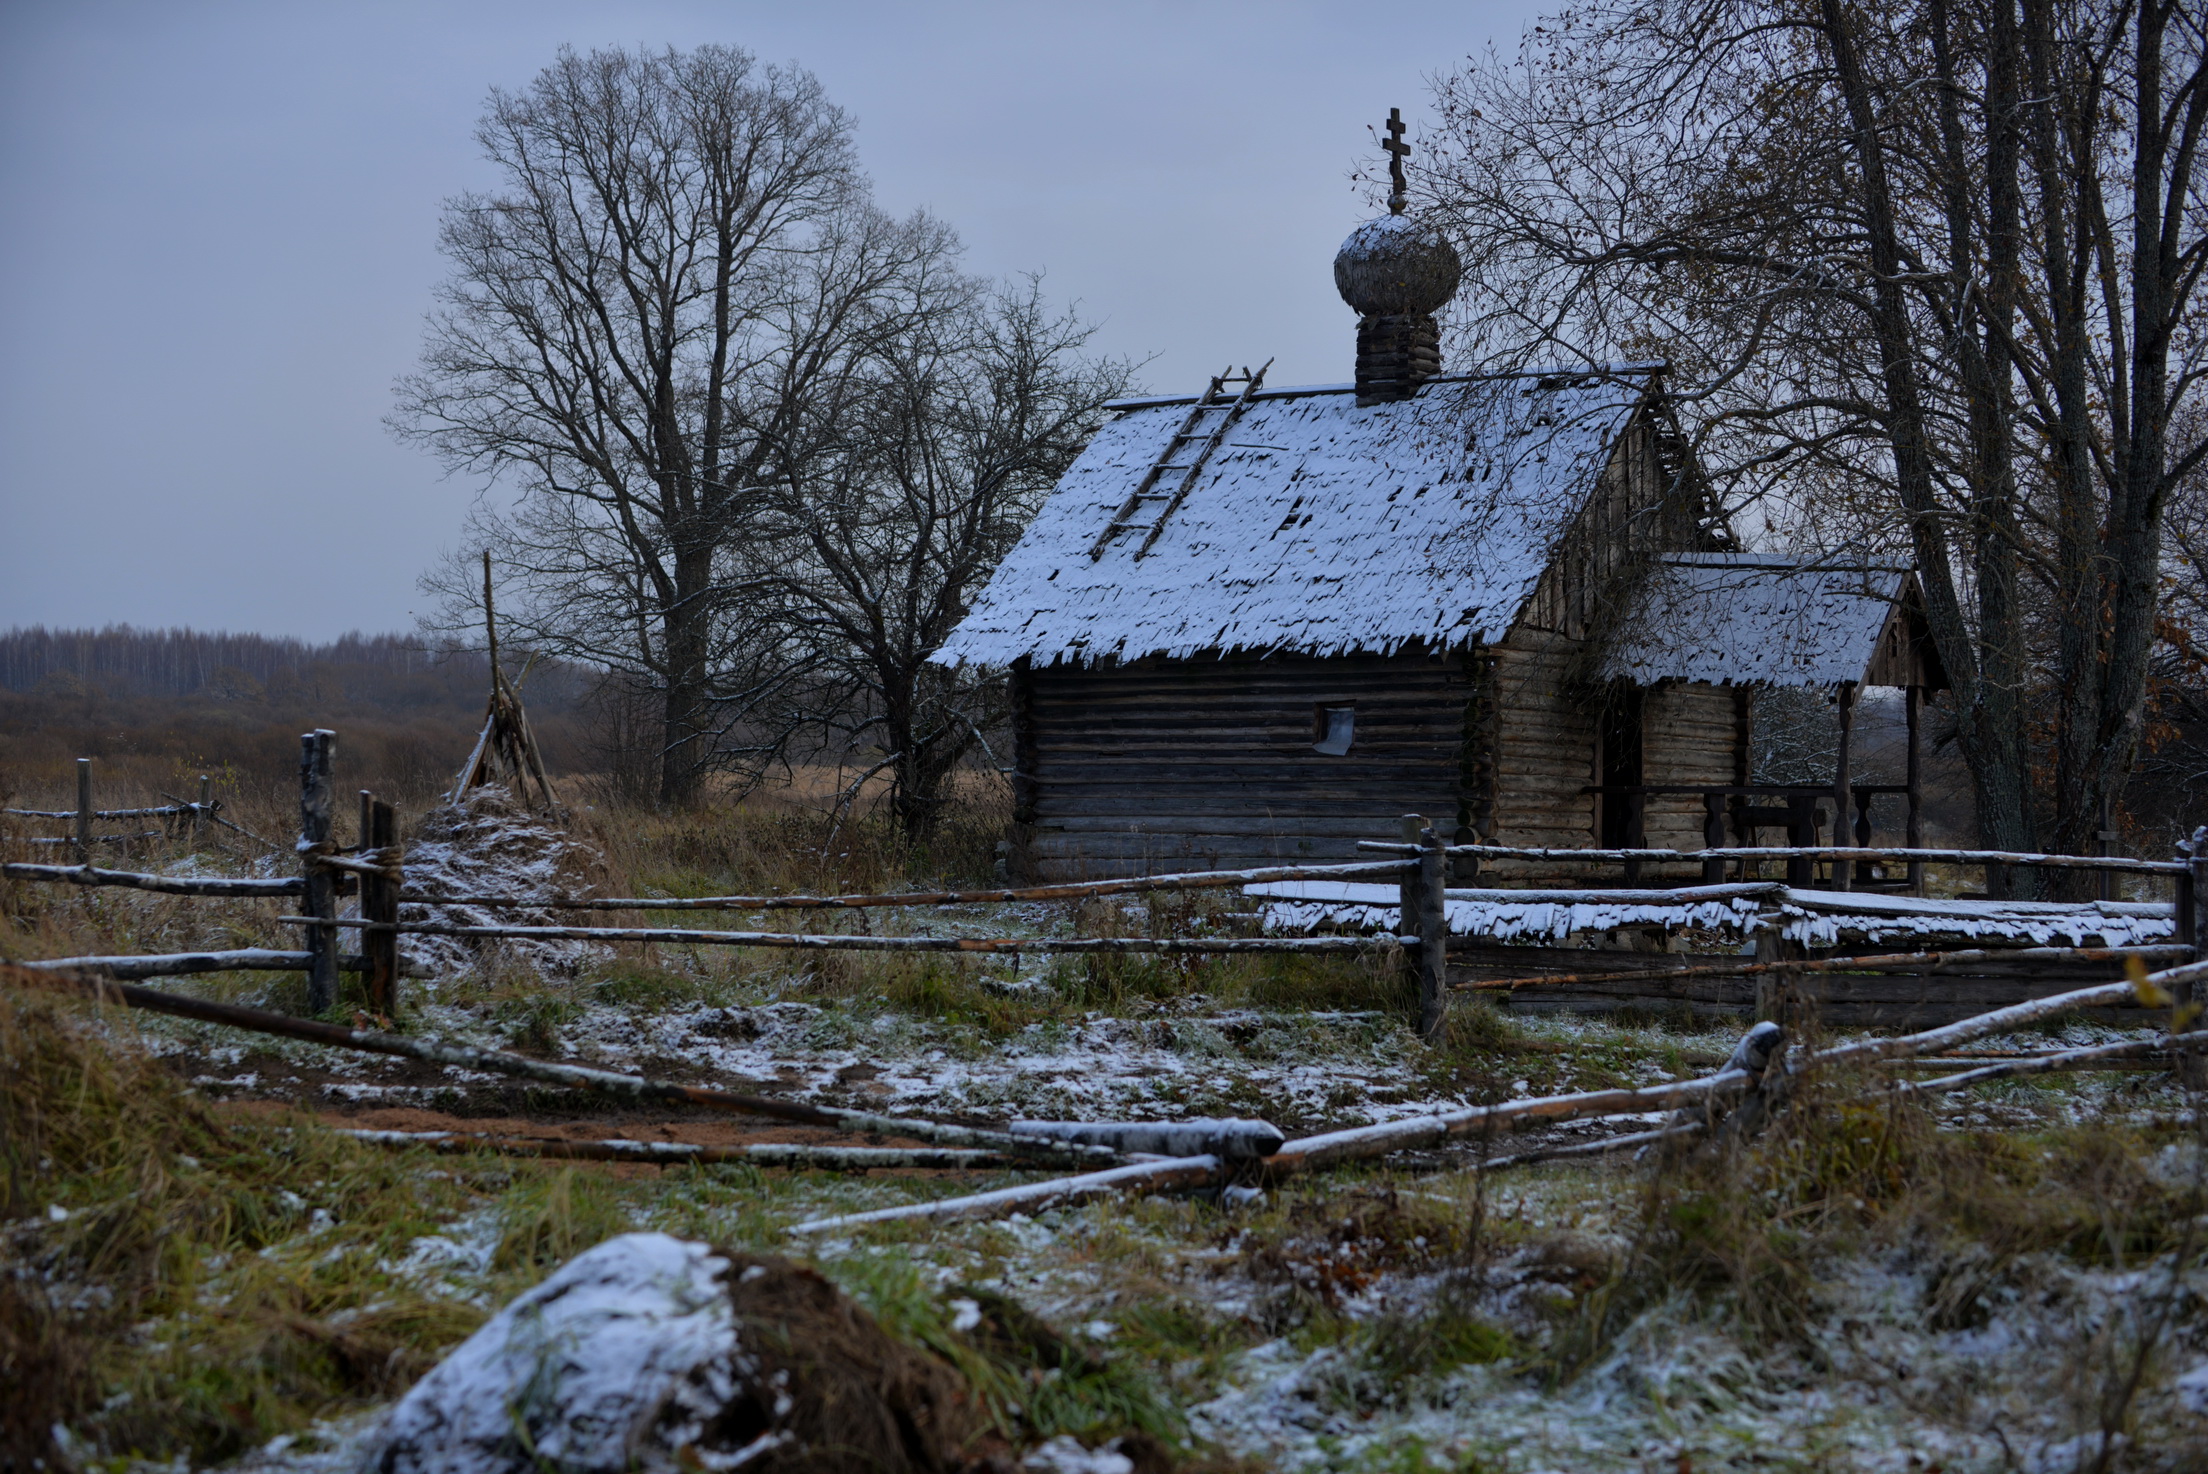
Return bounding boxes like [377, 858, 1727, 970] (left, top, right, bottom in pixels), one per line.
[398, 44, 1129, 819]
[750, 277, 1133, 836]
[398, 44, 894, 804]
[1422, 0, 2208, 877]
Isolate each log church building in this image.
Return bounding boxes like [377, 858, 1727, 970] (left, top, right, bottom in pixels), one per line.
[935, 114, 1944, 883]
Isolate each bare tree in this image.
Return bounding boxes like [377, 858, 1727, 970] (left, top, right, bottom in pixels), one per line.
[1421, 0, 2208, 877]
[395, 43, 899, 805]
[749, 277, 1135, 836]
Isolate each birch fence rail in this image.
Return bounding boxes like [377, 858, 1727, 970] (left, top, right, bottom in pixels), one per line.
[4, 728, 2203, 1041]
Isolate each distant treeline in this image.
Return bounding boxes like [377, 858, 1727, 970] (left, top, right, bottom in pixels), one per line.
[0, 625, 594, 709]
[0, 626, 600, 801]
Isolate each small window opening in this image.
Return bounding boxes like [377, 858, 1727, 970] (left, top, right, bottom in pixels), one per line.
[1313, 703, 1355, 756]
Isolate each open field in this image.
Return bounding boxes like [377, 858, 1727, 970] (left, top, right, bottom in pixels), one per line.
[5, 785, 2207, 1472]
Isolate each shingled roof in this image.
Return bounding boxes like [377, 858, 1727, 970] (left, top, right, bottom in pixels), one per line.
[932, 368, 1660, 668]
[1600, 554, 1916, 687]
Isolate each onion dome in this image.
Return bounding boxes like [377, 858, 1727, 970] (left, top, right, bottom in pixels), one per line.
[1333, 214, 1462, 318]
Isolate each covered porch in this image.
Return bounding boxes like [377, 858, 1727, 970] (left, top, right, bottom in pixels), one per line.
[1598, 553, 1950, 891]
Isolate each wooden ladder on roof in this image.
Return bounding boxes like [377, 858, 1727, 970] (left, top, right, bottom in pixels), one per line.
[1088, 359, 1271, 560]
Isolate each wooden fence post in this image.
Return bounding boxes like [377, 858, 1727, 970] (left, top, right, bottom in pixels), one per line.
[2180, 826, 2207, 1088]
[1905, 684, 1925, 895]
[194, 774, 211, 848]
[74, 759, 92, 863]
[360, 790, 400, 1017]
[1831, 681, 1855, 893]
[299, 730, 338, 1015]
[1702, 793, 1727, 886]
[1399, 814, 1445, 1036]
[1398, 813, 1424, 942]
[2095, 794, 2117, 905]
[1752, 924, 1794, 1023]
[1418, 822, 1449, 1040]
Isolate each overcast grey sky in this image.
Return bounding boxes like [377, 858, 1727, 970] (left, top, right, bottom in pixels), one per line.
[0, 1, 1545, 640]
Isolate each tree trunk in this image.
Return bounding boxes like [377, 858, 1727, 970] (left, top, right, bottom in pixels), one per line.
[1821, 0, 2040, 884]
[659, 543, 716, 807]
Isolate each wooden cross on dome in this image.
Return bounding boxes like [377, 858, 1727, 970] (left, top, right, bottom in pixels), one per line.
[1383, 107, 1410, 213]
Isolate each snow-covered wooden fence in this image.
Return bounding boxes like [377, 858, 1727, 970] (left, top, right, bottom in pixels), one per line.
[6, 736, 2204, 1039]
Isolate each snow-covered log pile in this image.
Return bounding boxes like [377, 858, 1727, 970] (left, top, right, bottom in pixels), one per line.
[398, 785, 606, 980]
[1251, 879, 2175, 950]
[359, 1232, 994, 1473]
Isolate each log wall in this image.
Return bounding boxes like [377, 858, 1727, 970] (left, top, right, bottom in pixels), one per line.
[1016, 650, 1469, 880]
[1448, 943, 2161, 1028]
[1641, 680, 1743, 847]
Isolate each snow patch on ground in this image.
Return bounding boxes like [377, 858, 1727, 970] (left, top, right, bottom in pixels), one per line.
[358, 1233, 751, 1474]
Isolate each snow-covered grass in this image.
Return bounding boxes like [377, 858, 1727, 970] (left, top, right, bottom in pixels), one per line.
[8, 792, 2207, 1471]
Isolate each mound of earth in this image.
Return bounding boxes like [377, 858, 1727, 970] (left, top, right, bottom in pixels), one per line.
[359, 1232, 996, 1473]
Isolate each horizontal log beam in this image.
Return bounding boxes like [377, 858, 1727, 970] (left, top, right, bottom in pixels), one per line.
[1, 862, 303, 897]
[337, 1129, 1024, 1173]
[4, 804, 192, 820]
[1360, 841, 2183, 875]
[1451, 944, 2189, 993]
[11, 948, 368, 979]
[395, 857, 1413, 911]
[286, 916, 1411, 955]
[17, 833, 163, 846]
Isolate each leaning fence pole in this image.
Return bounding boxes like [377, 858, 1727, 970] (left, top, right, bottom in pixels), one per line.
[360, 790, 399, 1016]
[298, 730, 338, 1014]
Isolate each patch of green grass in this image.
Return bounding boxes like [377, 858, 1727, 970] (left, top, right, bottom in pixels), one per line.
[586, 956, 741, 1010]
[825, 1251, 1185, 1449]
[492, 1166, 631, 1272]
[496, 989, 582, 1053]
[0, 989, 735, 1467]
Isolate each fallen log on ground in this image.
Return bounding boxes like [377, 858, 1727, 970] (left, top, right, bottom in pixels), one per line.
[285, 916, 1409, 955]
[788, 970, 2207, 1235]
[1897, 1030, 2208, 1093]
[1472, 1122, 1705, 1171]
[336, 1128, 1025, 1172]
[394, 857, 1415, 911]
[1009, 1117, 1286, 1159]
[1453, 944, 2191, 993]
[788, 1154, 1228, 1234]
[0, 861, 302, 897]
[1805, 977, 2156, 1066]
[788, 1057, 1765, 1236]
[1264, 1071, 1752, 1173]
[0, 963, 1120, 1168]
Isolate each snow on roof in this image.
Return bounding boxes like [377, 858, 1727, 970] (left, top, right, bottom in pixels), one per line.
[1601, 554, 1906, 688]
[934, 369, 1657, 667]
